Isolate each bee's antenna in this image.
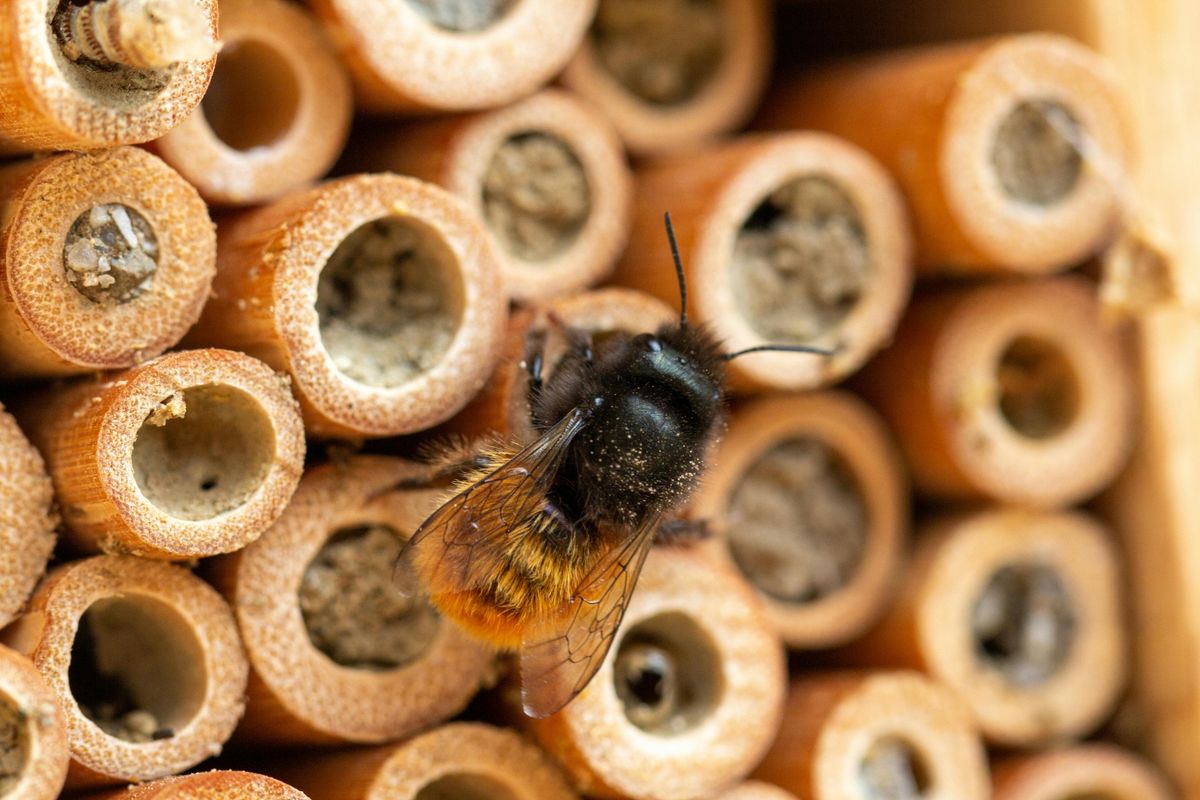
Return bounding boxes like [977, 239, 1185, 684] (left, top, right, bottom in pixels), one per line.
[722, 343, 836, 361]
[664, 212, 687, 328]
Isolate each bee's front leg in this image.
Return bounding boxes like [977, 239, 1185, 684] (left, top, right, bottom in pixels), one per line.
[656, 517, 711, 546]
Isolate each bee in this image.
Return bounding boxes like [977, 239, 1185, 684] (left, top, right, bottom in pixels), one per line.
[402, 214, 828, 718]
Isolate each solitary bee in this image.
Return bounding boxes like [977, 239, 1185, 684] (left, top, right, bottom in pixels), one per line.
[403, 214, 828, 717]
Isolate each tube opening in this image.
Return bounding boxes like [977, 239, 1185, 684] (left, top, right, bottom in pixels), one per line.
[317, 216, 463, 388]
[68, 596, 207, 743]
[201, 39, 301, 152]
[300, 525, 440, 670]
[972, 563, 1078, 687]
[0, 691, 28, 797]
[859, 736, 933, 800]
[415, 773, 519, 800]
[733, 176, 870, 344]
[996, 335, 1081, 440]
[63, 203, 158, 305]
[591, 0, 725, 105]
[132, 385, 276, 521]
[614, 612, 721, 735]
[483, 132, 591, 262]
[406, 0, 516, 32]
[991, 99, 1084, 207]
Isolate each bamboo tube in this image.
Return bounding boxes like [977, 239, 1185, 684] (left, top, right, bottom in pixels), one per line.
[756, 34, 1133, 275]
[561, 0, 771, 155]
[855, 276, 1134, 507]
[185, 174, 507, 439]
[91, 771, 312, 799]
[611, 133, 911, 391]
[689, 391, 906, 649]
[209, 456, 493, 745]
[717, 782, 799, 800]
[150, 0, 352, 206]
[306, 0, 594, 113]
[0, 556, 248, 789]
[273, 722, 576, 800]
[992, 744, 1172, 800]
[520, 549, 785, 800]
[0, 645, 68, 800]
[11, 348, 305, 560]
[345, 90, 631, 303]
[753, 671, 990, 800]
[0, 404, 55, 629]
[0, 0, 218, 154]
[0, 148, 216, 378]
[841, 508, 1124, 748]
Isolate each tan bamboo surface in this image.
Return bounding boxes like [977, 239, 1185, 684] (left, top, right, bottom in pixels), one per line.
[689, 391, 906, 650]
[0, 0, 217, 154]
[0, 644, 68, 800]
[753, 671, 990, 800]
[90, 771, 312, 799]
[0, 148, 216, 378]
[521, 548, 785, 800]
[992, 743, 1173, 800]
[0, 556, 248, 789]
[561, 0, 771, 156]
[611, 133, 911, 391]
[306, 0, 594, 113]
[208, 456, 493, 745]
[716, 782, 799, 800]
[0, 403, 55, 628]
[272, 722, 577, 800]
[856, 275, 1134, 507]
[150, 0, 352, 206]
[11, 348, 305, 560]
[185, 173, 507, 439]
[757, 34, 1132, 276]
[345, 89, 632, 303]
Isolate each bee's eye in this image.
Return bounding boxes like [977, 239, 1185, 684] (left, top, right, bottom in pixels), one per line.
[634, 333, 663, 353]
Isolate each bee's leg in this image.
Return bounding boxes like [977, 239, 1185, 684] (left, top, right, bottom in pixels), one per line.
[523, 328, 548, 407]
[656, 518, 711, 546]
[391, 435, 501, 490]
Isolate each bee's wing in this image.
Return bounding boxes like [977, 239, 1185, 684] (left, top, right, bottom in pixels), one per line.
[518, 513, 660, 718]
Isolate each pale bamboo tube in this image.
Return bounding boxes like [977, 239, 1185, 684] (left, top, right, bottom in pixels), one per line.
[561, 0, 771, 155]
[273, 722, 576, 800]
[520, 549, 785, 800]
[690, 392, 906, 649]
[346, 89, 631, 303]
[0, 148, 215, 378]
[855, 276, 1133, 507]
[185, 174, 507, 438]
[611, 133, 911, 391]
[91, 771, 310, 799]
[753, 671, 990, 800]
[757, 34, 1133, 275]
[841, 508, 1124, 748]
[717, 782, 799, 800]
[208, 456, 492, 745]
[150, 0, 352, 206]
[0, 645, 68, 800]
[0, 556, 248, 789]
[0, 405, 55, 629]
[306, 0, 593, 112]
[992, 744, 1172, 800]
[11, 348, 305, 560]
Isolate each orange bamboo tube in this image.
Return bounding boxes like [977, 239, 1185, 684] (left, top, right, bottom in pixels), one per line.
[842, 508, 1124, 748]
[306, 0, 594, 113]
[186, 174, 507, 438]
[151, 0, 352, 206]
[0, 0, 217, 154]
[753, 671, 990, 800]
[346, 89, 631, 303]
[992, 744, 1172, 800]
[0, 645, 68, 800]
[0, 148, 215, 378]
[756, 34, 1133, 275]
[11, 348, 305, 560]
[689, 391, 906, 649]
[0, 404, 55, 628]
[91, 771, 311, 799]
[718, 782, 799, 800]
[855, 276, 1134, 507]
[611, 133, 911, 391]
[521, 549, 785, 800]
[209, 456, 493, 745]
[0, 556, 248, 789]
[561, 0, 771, 155]
[273, 722, 576, 800]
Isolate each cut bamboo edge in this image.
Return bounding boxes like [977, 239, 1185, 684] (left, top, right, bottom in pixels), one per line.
[0, 556, 248, 789]
[612, 133, 912, 391]
[150, 0, 352, 206]
[0, 404, 54, 629]
[0, 645, 68, 800]
[346, 89, 632, 303]
[207, 456, 492, 745]
[186, 174, 507, 439]
[90, 771, 311, 799]
[562, 0, 771, 155]
[0, 0, 217, 154]
[0, 148, 216, 378]
[992, 744, 1173, 800]
[757, 33, 1134, 275]
[10, 348, 306, 560]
